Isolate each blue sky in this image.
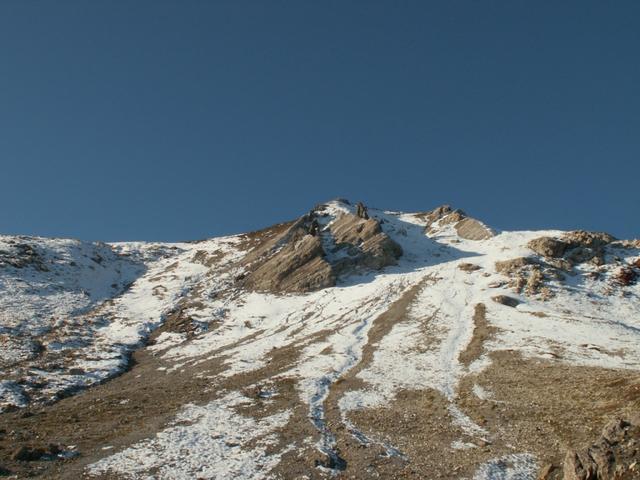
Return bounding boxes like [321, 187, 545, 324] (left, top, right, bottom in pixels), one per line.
[1, 1, 638, 241]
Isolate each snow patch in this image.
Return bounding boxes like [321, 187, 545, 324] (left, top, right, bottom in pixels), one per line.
[87, 391, 291, 480]
[472, 453, 538, 480]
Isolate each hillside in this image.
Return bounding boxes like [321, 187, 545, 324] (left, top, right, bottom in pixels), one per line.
[1, 199, 639, 480]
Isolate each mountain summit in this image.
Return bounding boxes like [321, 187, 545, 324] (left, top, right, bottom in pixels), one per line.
[1, 199, 639, 479]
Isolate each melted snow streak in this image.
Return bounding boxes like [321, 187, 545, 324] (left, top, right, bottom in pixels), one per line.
[472, 454, 538, 480]
[87, 392, 291, 480]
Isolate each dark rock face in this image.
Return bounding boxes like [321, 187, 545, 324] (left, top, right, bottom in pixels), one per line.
[12, 446, 46, 461]
[563, 418, 640, 480]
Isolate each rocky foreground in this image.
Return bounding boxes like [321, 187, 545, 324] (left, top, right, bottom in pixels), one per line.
[0, 199, 639, 479]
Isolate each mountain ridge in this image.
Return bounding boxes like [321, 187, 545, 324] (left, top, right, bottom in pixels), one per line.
[0, 199, 639, 479]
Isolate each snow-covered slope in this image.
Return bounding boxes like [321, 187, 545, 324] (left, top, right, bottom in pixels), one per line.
[1, 200, 639, 480]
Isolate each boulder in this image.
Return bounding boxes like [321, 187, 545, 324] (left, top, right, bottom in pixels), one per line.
[491, 295, 520, 307]
[458, 263, 481, 272]
[615, 267, 638, 287]
[12, 446, 46, 461]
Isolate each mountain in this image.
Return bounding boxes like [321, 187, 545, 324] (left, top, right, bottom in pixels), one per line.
[1, 199, 639, 480]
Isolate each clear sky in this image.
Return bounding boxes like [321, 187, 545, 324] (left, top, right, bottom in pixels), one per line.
[1, 1, 638, 241]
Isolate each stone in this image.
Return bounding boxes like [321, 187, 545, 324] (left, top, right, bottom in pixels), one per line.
[616, 267, 638, 286]
[458, 263, 481, 272]
[491, 295, 520, 307]
[12, 446, 46, 461]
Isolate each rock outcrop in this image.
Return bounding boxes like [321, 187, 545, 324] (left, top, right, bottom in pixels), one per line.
[528, 237, 568, 259]
[421, 205, 494, 240]
[241, 214, 336, 293]
[495, 257, 535, 275]
[455, 217, 494, 240]
[527, 231, 616, 267]
[329, 213, 402, 274]
[563, 418, 640, 480]
[0, 242, 48, 271]
[240, 205, 402, 294]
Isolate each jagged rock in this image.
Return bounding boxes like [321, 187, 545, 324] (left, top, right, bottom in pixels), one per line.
[421, 205, 494, 240]
[241, 210, 402, 294]
[243, 232, 335, 293]
[331, 214, 382, 246]
[525, 266, 544, 295]
[355, 201, 369, 220]
[563, 231, 616, 250]
[563, 418, 640, 480]
[616, 267, 638, 286]
[438, 209, 466, 226]
[421, 205, 458, 226]
[528, 231, 615, 266]
[330, 213, 402, 273]
[0, 465, 11, 476]
[491, 295, 520, 307]
[455, 217, 494, 240]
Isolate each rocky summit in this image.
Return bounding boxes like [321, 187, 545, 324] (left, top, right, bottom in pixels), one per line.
[0, 199, 639, 480]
